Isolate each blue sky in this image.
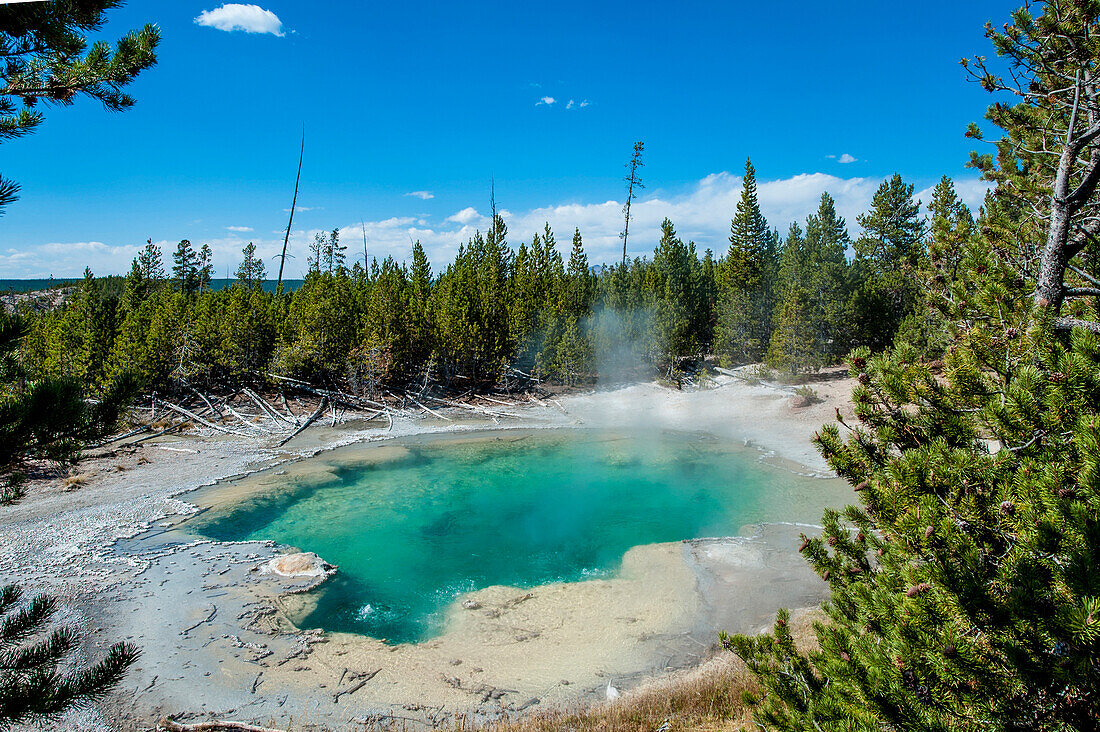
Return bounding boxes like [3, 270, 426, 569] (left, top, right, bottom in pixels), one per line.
[1, 1, 1011, 278]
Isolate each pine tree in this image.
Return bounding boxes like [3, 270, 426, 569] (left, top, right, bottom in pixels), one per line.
[848, 174, 928, 351]
[764, 286, 822, 374]
[766, 194, 850, 372]
[0, 584, 140, 727]
[650, 218, 702, 367]
[408, 240, 434, 370]
[716, 159, 776, 363]
[323, 228, 346, 274]
[196, 243, 213, 293]
[895, 176, 975, 358]
[136, 239, 164, 281]
[0, 1, 159, 215]
[236, 242, 266, 288]
[564, 227, 593, 319]
[621, 141, 645, 266]
[731, 4, 1100, 728]
[0, 311, 136, 502]
[171, 239, 198, 294]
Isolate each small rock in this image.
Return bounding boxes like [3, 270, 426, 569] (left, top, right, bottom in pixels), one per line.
[462, 600, 481, 610]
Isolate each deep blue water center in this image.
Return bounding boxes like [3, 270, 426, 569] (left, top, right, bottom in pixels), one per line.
[193, 430, 841, 644]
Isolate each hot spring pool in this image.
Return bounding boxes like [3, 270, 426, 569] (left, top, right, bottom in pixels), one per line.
[190, 429, 847, 644]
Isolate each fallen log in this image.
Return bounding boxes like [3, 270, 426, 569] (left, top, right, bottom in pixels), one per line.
[131, 401, 221, 445]
[158, 717, 287, 732]
[480, 394, 520, 407]
[223, 402, 273, 434]
[188, 387, 221, 418]
[279, 392, 300, 425]
[333, 669, 380, 703]
[265, 374, 386, 411]
[405, 394, 451, 421]
[96, 424, 151, 446]
[243, 388, 292, 427]
[156, 400, 253, 437]
[277, 397, 327, 447]
[131, 421, 190, 445]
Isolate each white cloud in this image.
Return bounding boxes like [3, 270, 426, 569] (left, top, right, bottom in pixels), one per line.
[828, 153, 858, 164]
[536, 96, 556, 106]
[282, 206, 321, 213]
[446, 207, 481, 225]
[194, 4, 284, 36]
[5, 172, 994, 278]
[226, 225, 253, 232]
[405, 191, 435, 200]
[579, 100, 590, 108]
[566, 100, 574, 109]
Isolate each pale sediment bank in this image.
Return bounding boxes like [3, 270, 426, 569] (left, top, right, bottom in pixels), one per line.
[0, 372, 853, 731]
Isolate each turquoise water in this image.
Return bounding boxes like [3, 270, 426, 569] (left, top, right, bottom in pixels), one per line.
[193, 430, 846, 644]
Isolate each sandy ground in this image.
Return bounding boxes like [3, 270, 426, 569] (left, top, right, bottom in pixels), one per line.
[0, 369, 854, 731]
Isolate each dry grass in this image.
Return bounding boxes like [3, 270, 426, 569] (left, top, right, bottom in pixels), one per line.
[62, 472, 93, 490]
[454, 610, 822, 732]
[457, 660, 757, 732]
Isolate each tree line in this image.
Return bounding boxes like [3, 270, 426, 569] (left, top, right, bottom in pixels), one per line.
[16, 165, 970, 398]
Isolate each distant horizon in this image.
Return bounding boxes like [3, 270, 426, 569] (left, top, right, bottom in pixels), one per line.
[0, 277, 307, 293]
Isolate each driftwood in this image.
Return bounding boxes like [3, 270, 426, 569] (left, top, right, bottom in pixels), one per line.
[97, 424, 151, 446]
[480, 394, 519, 407]
[426, 396, 524, 420]
[157, 400, 252, 438]
[405, 394, 451, 421]
[244, 388, 294, 427]
[131, 422, 189, 445]
[130, 401, 220, 445]
[188, 387, 221, 418]
[265, 373, 386, 411]
[158, 717, 286, 732]
[277, 397, 327, 447]
[508, 365, 540, 382]
[332, 669, 380, 703]
[279, 392, 299, 424]
[221, 401, 270, 433]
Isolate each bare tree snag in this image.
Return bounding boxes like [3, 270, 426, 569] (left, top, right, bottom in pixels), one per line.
[276, 397, 327, 447]
[621, 141, 645, 267]
[275, 127, 304, 293]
